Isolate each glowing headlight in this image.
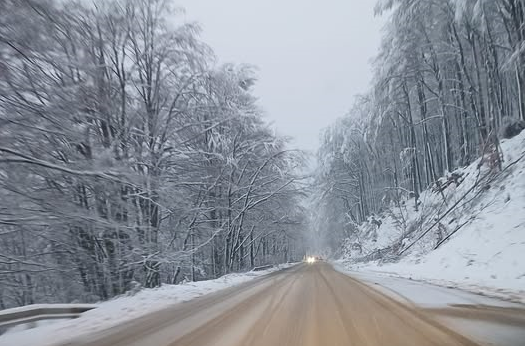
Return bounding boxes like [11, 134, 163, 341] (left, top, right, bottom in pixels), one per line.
[306, 256, 316, 264]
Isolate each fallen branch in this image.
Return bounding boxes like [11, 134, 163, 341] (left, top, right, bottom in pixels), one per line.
[434, 219, 472, 250]
[399, 152, 525, 255]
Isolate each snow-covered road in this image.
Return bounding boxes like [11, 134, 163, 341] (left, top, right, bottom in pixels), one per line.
[0, 264, 293, 346]
[2, 262, 525, 346]
[338, 266, 525, 346]
[4, 263, 525, 346]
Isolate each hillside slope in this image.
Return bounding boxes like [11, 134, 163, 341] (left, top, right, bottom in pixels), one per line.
[341, 130, 525, 302]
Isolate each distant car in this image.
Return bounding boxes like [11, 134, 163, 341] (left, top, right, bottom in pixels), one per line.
[305, 256, 316, 264]
[304, 255, 323, 264]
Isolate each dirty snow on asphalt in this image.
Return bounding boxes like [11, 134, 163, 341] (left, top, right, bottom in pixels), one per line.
[336, 265, 521, 308]
[0, 264, 293, 346]
[336, 266, 525, 346]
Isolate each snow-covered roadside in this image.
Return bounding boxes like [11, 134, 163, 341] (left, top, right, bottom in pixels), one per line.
[334, 265, 525, 346]
[334, 262, 522, 308]
[341, 260, 525, 304]
[0, 264, 294, 346]
[341, 130, 525, 303]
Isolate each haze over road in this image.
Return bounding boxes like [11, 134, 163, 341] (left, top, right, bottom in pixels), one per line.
[58, 262, 525, 346]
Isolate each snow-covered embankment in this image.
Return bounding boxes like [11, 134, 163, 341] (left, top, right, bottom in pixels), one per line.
[341, 130, 525, 302]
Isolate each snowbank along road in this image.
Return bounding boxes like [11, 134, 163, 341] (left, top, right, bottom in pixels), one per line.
[51, 262, 525, 346]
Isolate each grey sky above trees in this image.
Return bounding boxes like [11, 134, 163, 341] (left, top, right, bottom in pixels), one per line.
[177, 0, 385, 152]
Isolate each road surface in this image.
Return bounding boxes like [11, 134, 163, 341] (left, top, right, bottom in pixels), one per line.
[63, 262, 525, 346]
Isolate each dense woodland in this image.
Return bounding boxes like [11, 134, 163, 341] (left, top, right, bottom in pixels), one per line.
[315, 0, 525, 249]
[0, 0, 307, 308]
[2, 0, 524, 310]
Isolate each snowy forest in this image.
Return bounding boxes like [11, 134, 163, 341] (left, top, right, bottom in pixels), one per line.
[314, 0, 525, 249]
[0, 0, 307, 308]
[1, 0, 525, 311]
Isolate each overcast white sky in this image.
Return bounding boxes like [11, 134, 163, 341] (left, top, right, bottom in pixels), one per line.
[176, 0, 385, 154]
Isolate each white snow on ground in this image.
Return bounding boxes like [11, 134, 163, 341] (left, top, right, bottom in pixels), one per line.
[443, 318, 525, 346]
[0, 264, 294, 346]
[335, 265, 521, 308]
[341, 130, 525, 302]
